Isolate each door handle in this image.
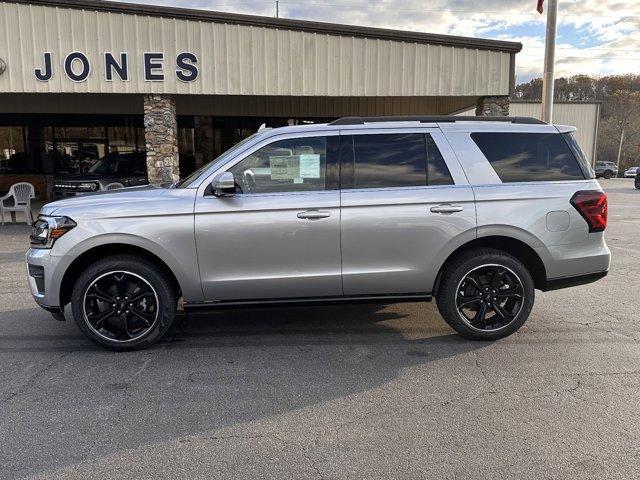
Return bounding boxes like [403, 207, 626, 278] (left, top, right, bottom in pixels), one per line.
[430, 204, 463, 214]
[297, 210, 331, 219]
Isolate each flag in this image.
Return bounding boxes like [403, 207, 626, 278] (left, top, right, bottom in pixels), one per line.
[537, 0, 545, 14]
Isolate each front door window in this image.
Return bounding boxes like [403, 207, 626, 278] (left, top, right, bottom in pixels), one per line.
[227, 136, 329, 194]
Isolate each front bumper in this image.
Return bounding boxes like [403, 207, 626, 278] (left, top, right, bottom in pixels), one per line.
[25, 247, 63, 308]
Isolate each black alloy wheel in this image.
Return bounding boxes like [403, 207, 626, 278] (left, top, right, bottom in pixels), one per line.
[83, 271, 159, 343]
[71, 255, 177, 350]
[455, 264, 524, 332]
[436, 248, 535, 341]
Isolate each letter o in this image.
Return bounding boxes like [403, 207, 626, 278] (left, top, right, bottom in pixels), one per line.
[64, 52, 91, 82]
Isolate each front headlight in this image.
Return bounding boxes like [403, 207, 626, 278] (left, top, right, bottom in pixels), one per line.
[30, 216, 77, 248]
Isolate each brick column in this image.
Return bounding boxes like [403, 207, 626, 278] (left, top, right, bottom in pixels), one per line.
[476, 96, 510, 116]
[144, 94, 179, 184]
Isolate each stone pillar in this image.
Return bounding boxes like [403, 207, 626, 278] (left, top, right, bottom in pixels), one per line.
[143, 94, 179, 184]
[475, 96, 510, 116]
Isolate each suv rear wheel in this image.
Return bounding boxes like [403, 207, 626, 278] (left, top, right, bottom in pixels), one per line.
[71, 255, 177, 350]
[436, 248, 535, 340]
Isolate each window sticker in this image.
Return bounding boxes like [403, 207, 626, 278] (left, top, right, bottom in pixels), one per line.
[299, 154, 321, 178]
[269, 156, 299, 180]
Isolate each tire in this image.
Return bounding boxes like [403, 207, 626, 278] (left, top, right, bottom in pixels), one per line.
[71, 254, 177, 351]
[436, 248, 535, 341]
[603, 170, 613, 179]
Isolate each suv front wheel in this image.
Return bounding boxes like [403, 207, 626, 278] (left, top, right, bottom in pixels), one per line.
[71, 255, 177, 350]
[436, 249, 535, 340]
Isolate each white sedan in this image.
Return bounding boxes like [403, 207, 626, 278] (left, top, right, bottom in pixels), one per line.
[624, 167, 639, 178]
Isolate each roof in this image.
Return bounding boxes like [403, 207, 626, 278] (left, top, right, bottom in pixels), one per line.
[7, 0, 522, 53]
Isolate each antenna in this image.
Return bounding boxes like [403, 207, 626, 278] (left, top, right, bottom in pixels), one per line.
[275, 0, 279, 18]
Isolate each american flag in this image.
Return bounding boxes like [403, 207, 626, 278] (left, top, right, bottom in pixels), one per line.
[537, 0, 545, 14]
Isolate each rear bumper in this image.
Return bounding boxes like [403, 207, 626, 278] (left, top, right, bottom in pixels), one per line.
[542, 270, 608, 291]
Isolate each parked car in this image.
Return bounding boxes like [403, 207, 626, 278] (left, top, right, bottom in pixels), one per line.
[26, 116, 610, 350]
[594, 161, 618, 179]
[51, 151, 148, 199]
[636, 171, 640, 190]
[624, 166, 639, 178]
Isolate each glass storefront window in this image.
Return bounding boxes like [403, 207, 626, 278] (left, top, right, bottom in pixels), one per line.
[108, 126, 144, 154]
[0, 126, 26, 173]
[54, 126, 105, 140]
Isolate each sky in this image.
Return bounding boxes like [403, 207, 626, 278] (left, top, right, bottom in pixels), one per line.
[123, 0, 640, 84]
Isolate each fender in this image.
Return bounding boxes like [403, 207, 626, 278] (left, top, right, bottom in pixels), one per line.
[51, 232, 204, 306]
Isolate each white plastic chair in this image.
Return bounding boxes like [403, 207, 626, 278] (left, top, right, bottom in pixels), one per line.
[103, 182, 124, 191]
[0, 182, 35, 226]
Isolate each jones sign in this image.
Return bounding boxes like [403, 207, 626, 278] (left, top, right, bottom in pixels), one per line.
[34, 52, 199, 83]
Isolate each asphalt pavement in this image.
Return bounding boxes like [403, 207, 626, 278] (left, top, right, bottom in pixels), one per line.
[1, 178, 639, 479]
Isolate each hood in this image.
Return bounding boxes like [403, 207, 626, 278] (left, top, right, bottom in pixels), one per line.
[41, 185, 167, 216]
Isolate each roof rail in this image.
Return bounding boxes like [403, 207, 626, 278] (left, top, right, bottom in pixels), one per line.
[328, 116, 547, 126]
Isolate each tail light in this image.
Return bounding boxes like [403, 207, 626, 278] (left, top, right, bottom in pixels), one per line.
[570, 190, 607, 233]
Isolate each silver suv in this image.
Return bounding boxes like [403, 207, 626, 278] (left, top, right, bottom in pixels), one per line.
[26, 116, 611, 350]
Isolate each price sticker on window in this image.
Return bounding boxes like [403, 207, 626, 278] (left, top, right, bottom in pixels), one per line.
[299, 154, 321, 178]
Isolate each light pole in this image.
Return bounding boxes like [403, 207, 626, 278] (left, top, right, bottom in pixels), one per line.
[616, 120, 629, 175]
[541, 0, 558, 123]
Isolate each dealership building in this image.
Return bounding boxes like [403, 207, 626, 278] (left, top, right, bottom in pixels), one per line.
[0, 0, 521, 199]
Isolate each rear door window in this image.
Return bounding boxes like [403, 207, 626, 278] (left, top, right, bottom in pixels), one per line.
[471, 132, 586, 182]
[353, 133, 426, 189]
[347, 133, 453, 189]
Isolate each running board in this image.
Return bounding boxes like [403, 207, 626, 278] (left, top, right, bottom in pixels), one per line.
[183, 293, 432, 311]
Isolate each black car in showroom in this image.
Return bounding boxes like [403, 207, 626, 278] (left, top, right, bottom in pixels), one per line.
[51, 151, 148, 199]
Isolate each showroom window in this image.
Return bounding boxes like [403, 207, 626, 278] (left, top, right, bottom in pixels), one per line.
[0, 126, 26, 173]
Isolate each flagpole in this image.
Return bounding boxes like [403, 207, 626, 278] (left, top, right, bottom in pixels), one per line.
[541, 0, 558, 123]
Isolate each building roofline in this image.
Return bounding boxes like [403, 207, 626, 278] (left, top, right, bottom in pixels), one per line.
[511, 100, 603, 105]
[5, 0, 523, 53]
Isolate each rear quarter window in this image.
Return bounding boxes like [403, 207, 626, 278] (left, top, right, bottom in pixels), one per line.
[471, 132, 586, 183]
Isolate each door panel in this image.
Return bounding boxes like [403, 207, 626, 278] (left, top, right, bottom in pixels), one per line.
[195, 191, 341, 300]
[340, 185, 476, 295]
[339, 129, 476, 296]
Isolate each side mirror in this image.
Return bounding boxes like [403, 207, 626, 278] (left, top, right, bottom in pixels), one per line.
[211, 171, 236, 197]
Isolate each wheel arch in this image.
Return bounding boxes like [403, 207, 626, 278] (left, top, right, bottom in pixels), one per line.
[59, 242, 184, 308]
[433, 235, 547, 295]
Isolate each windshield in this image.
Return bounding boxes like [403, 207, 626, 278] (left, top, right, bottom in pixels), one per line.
[174, 133, 261, 188]
[88, 156, 122, 174]
[88, 154, 142, 175]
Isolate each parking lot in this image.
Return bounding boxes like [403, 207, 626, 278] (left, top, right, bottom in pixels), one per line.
[1, 178, 639, 479]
